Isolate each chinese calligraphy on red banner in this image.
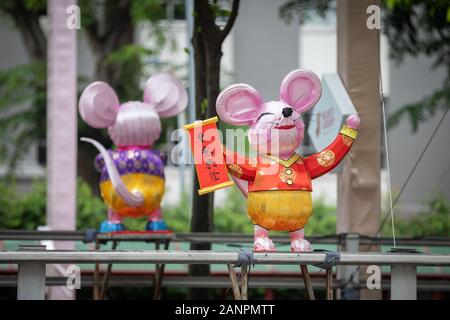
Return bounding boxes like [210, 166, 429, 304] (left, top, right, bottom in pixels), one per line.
[184, 117, 234, 195]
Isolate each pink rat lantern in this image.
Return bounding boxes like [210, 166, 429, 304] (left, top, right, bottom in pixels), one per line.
[79, 73, 187, 233]
[216, 69, 360, 252]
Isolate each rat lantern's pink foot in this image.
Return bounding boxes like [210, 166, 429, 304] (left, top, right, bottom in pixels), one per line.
[254, 225, 276, 252]
[290, 239, 312, 252]
[290, 229, 312, 252]
[346, 114, 361, 130]
[254, 237, 276, 252]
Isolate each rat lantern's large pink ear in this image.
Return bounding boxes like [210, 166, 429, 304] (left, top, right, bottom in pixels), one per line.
[143, 73, 188, 118]
[279, 69, 322, 113]
[216, 84, 263, 125]
[79, 81, 120, 128]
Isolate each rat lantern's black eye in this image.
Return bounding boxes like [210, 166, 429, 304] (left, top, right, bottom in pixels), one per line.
[282, 107, 293, 118]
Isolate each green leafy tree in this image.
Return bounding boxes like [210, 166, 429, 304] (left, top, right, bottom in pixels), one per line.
[279, 0, 334, 24]
[189, 0, 240, 298]
[382, 192, 450, 237]
[0, 62, 46, 172]
[279, 0, 450, 132]
[383, 0, 450, 132]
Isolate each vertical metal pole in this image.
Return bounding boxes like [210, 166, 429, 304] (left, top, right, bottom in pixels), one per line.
[171, 0, 184, 198]
[177, 112, 187, 197]
[17, 245, 47, 300]
[154, 240, 170, 299]
[185, 0, 196, 124]
[93, 238, 100, 300]
[185, 0, 196, 211]
[153, 241, 165, 300]
[391, 265, 417, 300]
[99, 240, 118, 300]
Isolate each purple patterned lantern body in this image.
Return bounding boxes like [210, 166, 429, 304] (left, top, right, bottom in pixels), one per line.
[95, 148, 166, 182]
[95, 147, 167, 218]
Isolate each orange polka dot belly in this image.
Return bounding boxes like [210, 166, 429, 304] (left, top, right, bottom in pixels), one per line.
[247, 190, 313, 231]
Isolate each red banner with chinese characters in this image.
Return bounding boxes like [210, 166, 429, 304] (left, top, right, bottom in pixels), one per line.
[184, 116, 233, 195]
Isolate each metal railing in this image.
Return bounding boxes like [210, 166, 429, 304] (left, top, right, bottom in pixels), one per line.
[1, 229, 450, 246]
[2, 250, 450, 265]
[1, 247, 449, 300]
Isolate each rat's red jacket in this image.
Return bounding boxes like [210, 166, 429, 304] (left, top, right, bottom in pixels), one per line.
[224, 125, 358, 191]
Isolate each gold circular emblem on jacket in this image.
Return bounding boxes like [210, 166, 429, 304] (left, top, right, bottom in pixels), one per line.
[342, 135, 353, 147]
[279, 167, 296, 184]
[227, 164, 243, 178]
[317, 150, 335, 167]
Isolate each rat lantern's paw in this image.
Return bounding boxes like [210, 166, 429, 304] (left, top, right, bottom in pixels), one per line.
[291, 238, 312, 252]
[254, 237, 276, 252]
[346, 114, 360, 130]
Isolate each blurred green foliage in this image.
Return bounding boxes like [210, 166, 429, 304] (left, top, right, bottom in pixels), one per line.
[1, 177, 449, 238]
[383, 0, 450, 132]
[387, 86, 450, 132]
[0, 62, 46, 170]
[382, 192, 450, 237]
[279, 0, 334, 24]
[0, 177, 105, 230]
[0, 177, 337, 234]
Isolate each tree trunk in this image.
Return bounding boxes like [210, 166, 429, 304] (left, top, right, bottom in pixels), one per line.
[84, 1, 135, 97]
[188, 6, 213, 299]
[205, 45, 222, 119]
[188, 0, 240, 300]
[5, 3, 47, 61]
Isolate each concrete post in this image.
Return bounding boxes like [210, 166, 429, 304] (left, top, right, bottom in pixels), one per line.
[46, 0, 78, 299]
[17, 245, 47, 300]
[391, 265, 417, 300]
[336, 0, 382, 300]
